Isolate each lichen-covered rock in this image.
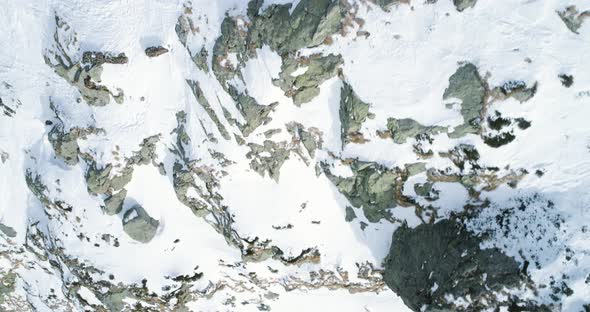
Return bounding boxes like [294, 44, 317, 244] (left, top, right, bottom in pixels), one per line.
[122, 205, 159, 243]
[228, 86, 277, 137]
[186, 80, 230, 140]
[247, 140, 290, 182]
[340, 82, 370, 145]
[145, 46, 168, 57]
[387, 118, 446, 144]
[86, 163, 133, 195]
[286, 122, 323, 158]
[248, 0, 343, 54]
[274, 54, 343, 106]
[453, 0, 478, 12]
[0, 223, 17, 238]
[323, 161, 400, 222]
[557, 6, 590, 34]
[48, 125, 103, 166]
[384, 219, 525, 311]
[491, 80, 537, 103]
[45, 18, 127, 106]
[558, 73, 574, 87]
[103, 189, 126, 215]
[443, 63, 486, 138]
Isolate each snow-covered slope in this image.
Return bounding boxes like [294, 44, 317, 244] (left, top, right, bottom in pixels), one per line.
[1, 0, 589, 311]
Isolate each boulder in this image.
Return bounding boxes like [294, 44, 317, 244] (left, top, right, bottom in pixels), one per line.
[122, 205, 159, 243]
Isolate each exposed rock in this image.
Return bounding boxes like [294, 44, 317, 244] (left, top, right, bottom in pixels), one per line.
[323, 161, 400, 222]
[491, 80, 537, 103]
[340, 82, 371, 145]
[344, 206, 357, 222]
[0, 223, 17, 238]
[122, 205, 159, 243]
[248, 0, 343, 54]
[82, 51, 128, 67]
[443, 63, 486, 138]
[48, 124, 103, 166]
[128, 135, 161, 165]
[558, 73, 574, 87]
[274, 54, 343, 106]
[228, 86, 277, 137]
[145, 46, 169, 57]
[247, 140, 291, 182]
[103, 189, 127, 215]
[286, 122, 323, 158]
[453, 0, 478, 12]
[44, 17, 127, 106]
[384, 219, 525, 311]
[387, 118, 446, 144]
[186, 80, 230, 140]
[86, 163, 133, 195]
[558, 6, 590, 34]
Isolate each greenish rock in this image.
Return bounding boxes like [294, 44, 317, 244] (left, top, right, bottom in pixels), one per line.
[384, 219, 523, 311]
[48, 126, 80, 166]
[443, 63, 486, 138]
[491, 80, 537, 103]
[340, 82, 370, 144]
[103, 189, 126, 215]
[0, 271, 16, 303]
[193, 46, 209, 72]
[405, 162, 427, 176]
[172, 163, 209, 217]
[129, 135, 160, 165]
[122, 205, 159, 243]
[145, 46, 168, 57]
[0, 223, 17, 238]
[387, 118, 446, 144]
[323, 161, 399, 223]
[413, 182, 433, 197]
[273, 54, 343, 106]
[286, 122, 322, 157]
[247, 140, 291, 182]
[186, 80, 230, 140]
[86, 164, 133, 195]
[248, 0, 343, 54]
[229, 86, 277, 137]
[344, 206, 357, 222]
[453, 0, 478, 12]
[557, 6, 590, 34]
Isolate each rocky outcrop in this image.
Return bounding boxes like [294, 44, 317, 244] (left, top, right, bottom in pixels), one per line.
[122, 205, 159, 243]
[323, 161, 400, 222]
[45, 17, 126, 106]
[340, 82, 371, 145]
[103, 189, 127, 215]
[558, 6, 590, 34]
[145, 46, 169, 57]
[384, 219, 527, 311]
[387, 118, 446, 144]
[273, 54, 343, 106]
[453, 0, 478, 12]
[443, 63, 486, 138]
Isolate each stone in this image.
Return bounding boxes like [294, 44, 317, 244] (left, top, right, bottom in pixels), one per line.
[443, 63, 486, 138]
[384, 219, 524, 311]
[0, 223, 17, 238]
[323, 161, 399, 222]
[340, 82, 370, 145]
[453, 0, 478, 12]
[122, 205, 159, 243]
[145, 46, 169, 57]
[557, 6, 590, 34]
[387, 118, 446, 144]
[558, 74, 574, 87]
[103, 189, 127, 215]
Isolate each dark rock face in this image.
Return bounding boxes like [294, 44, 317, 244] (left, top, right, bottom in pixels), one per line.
[145, 46, 169, 57]
[453, 0, 478, 12]
[383, 219, 523, 311]
[558, 74, 574, 87]
[82, 51, 128, 68]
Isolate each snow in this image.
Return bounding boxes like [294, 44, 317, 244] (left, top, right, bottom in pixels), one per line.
[2, 0, 590, 310]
